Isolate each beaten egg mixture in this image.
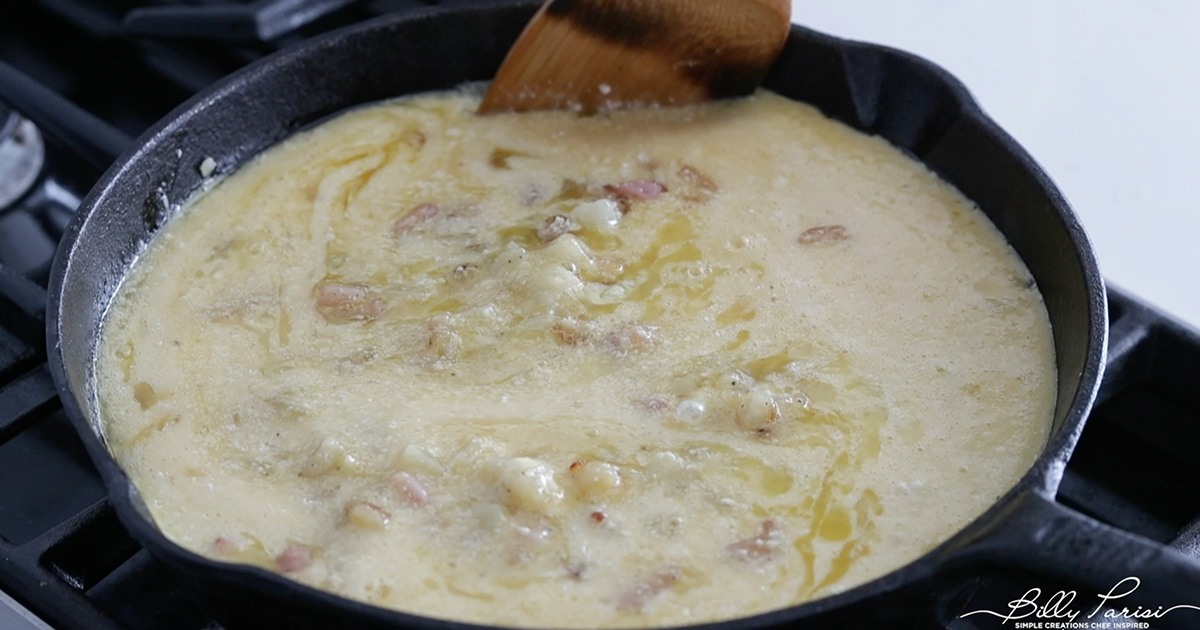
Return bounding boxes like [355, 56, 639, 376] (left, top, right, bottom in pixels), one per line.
[96, 88, 1056, 628]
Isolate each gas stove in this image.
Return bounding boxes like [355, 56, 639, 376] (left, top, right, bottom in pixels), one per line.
[2, 1, 1199, 629]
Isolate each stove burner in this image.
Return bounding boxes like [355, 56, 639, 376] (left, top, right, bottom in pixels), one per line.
[0, 107, 45, 213]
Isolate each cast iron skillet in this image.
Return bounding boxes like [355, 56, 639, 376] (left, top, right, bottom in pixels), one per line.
[46, 2, 1200, 629]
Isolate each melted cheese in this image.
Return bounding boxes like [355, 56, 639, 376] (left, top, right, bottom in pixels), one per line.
[96, 88, 1056, 628]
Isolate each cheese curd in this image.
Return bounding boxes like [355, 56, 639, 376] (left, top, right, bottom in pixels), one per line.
[96, 88, 1056, 628]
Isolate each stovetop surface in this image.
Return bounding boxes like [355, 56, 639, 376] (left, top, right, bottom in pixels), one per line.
[1, 1, 1199, 629]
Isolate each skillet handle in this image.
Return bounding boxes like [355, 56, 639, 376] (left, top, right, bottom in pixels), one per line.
[945, 491, 1200, 629]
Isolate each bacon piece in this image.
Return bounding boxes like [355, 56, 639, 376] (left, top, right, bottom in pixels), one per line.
[726, 519, 783, 560]
[798, 225, 848, 245]
[605, 323, 658, 354]
[392, 472, 429, 505]
[640, 395, 672, 413]
[605, 179, 666, 202]
[214, 536, 241, 555]
[590, 510, 606, 523]
[312, 281, 386, 323]
[552, 317, 591, 346]
[537, 214, 581, 243]
[392, 203, 440, 236]
[276, 544, 313, 573]
[618, 567, 681, 610]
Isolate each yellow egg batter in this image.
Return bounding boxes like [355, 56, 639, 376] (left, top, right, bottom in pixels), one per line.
[96, 87, 1056, 628]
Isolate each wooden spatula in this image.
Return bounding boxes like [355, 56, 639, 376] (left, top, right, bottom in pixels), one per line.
[479, 0, 792, 114]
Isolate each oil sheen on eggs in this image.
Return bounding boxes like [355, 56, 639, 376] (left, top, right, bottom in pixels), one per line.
[95, 88, 1056, 628]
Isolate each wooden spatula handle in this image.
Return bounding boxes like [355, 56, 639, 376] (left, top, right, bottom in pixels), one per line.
[480, 0, 792, 114]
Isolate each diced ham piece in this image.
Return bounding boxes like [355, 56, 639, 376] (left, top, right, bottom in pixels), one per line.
[552, 317, 591, 346]
[605, 179, 666, 201]
[214, 536, 241, 554]
[276, 544, 313, 573]
[392, 203, 440, 236]
[312, 282, 386, 323]
[618, 567, 681, 610]
[606, 323, 658, 354]
[393, 472, 429, 505]
[798, 225, 849, 245]
[726, 519, 783, 560]
[537, 214, 581, 242]
[640, 395, 673, 413]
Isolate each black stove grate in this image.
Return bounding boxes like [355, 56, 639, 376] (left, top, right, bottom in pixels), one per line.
[122, 0, 368, 42]
[1, 1, 1199, 627]
[0, 266, 218, 630]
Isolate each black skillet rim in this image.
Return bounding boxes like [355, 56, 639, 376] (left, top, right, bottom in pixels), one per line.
[46, 3, 1108, 629]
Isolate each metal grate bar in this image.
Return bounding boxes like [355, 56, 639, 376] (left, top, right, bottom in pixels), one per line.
[1056, 287, 1200, 545]
[0, 366, 59, 444]
[0, 61, 131, 172]
[0, 267, 46, 322]
[124, 0, 363, 41]
[0, 557, 131, 630]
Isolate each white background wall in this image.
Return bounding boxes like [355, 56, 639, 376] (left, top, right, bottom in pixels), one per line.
[791, 1, 1200, 328]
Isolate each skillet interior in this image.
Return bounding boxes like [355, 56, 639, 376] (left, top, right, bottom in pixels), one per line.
[48, 2, 1106, 629]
